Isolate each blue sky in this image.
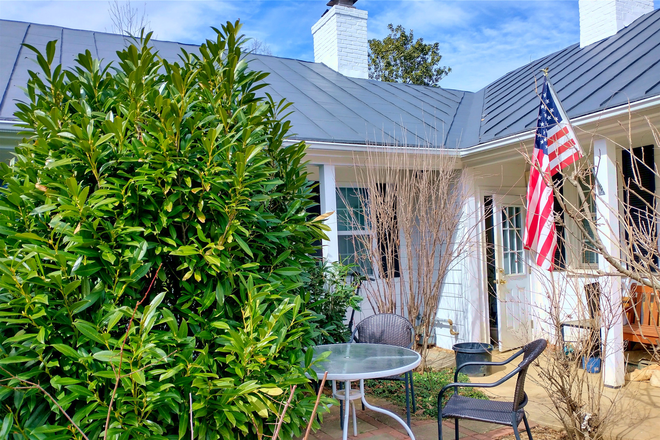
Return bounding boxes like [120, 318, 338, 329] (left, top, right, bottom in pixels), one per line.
[1, 1, 659, 91]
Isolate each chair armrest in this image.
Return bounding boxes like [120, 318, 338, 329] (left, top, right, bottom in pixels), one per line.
[439, 365, 522, 410]
[454, 348, 524, 382]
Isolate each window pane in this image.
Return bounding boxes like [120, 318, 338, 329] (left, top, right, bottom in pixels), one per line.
[337, 188, 367, 231]
[338, 235, 356, 258]
[500, 206, 524, 274]
[510, 252, 516, 275]
[338, 235, 372, 276]
[580, 177, 599, 265]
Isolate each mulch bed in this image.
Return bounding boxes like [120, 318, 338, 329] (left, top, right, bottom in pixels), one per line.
[495, 426, 567, 440]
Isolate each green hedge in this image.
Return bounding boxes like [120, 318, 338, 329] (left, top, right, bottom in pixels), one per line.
[0, 21, 330, 440]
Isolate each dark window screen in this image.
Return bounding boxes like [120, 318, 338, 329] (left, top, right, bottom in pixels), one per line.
[621, 145, 657, 267]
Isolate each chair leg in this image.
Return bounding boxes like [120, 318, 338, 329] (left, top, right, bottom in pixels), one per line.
[512, 424, 522, 440]
[438, 410, 444, 440]
[405, 372, 411, 427]
[454, 419, 459, 440]
[511, 413, 522, 440]
[409, 371, 417, 413]
[522, 414, 533, 440]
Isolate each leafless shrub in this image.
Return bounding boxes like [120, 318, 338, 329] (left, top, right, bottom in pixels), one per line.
[340, 145, 473, 369]
[542, 116, 660, 358]
[529, 270, 628, 440]
[518, 112, 660, 439]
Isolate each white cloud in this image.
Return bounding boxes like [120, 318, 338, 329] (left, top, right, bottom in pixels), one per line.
[1, 0, 114, 32]
[0, 1, 246, 44]
[363, 0, 473, 38]
[361, 0, 580, 91]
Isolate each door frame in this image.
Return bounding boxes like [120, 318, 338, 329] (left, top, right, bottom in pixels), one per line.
[478, 188, 528, 351]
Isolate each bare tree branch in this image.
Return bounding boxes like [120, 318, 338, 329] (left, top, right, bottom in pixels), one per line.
[104, 263, 162, 437]
[108, 0, 151, 37]
[303, 372, 328, 440]
[0, 367, 90, 440]
[343, 145, 475, 369]
[271, 385, 296, 440]
[247, 38, 273, 56]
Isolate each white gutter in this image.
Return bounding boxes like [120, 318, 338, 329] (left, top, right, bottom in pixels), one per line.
[286, 94, 660, 159]
[3, 94, 660, 157]
[293, 139, 461, 156]
[0, 120, 23, 133]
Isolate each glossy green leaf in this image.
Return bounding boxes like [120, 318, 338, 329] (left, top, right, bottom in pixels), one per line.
[73, 320, 105, 344]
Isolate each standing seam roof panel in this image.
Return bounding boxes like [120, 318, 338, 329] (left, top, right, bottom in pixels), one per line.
[0, 21, 29, 116]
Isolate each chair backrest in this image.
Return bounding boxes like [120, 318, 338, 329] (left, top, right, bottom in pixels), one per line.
[351, 314, 414, 349]
[631, 284, 659, 326]
[512, 339, 547, 411]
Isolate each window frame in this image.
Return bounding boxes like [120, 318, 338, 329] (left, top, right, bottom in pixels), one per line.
[578, 173, 599, 268]
[336, 186, 374, 276]
[501, 205, 525, 275]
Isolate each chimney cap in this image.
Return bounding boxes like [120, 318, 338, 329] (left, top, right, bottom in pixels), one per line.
[327, 0, 357, 7]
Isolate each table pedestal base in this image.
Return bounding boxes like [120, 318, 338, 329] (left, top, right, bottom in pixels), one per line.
[354, 380, 415, 439]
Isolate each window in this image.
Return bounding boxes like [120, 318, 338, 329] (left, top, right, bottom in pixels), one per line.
[336, 186, 400, 277]
[553, 173, 566, 270]
[337, 187, 373, 275]
[622, 145, 657, 267]
[580, 174, 598, 266]
[501, 206, 524, 275]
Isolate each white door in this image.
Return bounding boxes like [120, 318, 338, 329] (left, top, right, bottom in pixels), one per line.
[492, 195, 533, 351]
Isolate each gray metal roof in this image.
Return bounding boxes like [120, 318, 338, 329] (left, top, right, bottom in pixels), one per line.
[477, 8, 660, 144]
[2, 9, 660, 149]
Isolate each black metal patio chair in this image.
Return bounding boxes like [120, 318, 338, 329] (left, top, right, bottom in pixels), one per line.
[437, 338, 547, 440]
[347, 313, 417, 427]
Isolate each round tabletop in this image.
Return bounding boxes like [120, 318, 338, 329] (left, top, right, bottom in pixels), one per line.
[310, 343, 421, 381]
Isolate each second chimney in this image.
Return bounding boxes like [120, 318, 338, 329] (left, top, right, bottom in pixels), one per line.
[312, 0, 368, 79]
[579, 0, 654, 47]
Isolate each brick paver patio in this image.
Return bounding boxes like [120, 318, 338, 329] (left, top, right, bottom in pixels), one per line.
[302, 396, 533, 440]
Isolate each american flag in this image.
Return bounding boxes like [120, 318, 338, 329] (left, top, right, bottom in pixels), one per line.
[524, 78, 582, 270]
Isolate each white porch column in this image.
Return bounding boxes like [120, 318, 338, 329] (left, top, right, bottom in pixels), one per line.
[463, 170, 488, 344]
[319, 164, 339, 263]
[594, 138, 625, 388]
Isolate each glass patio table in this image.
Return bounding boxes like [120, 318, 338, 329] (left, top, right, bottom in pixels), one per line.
[310, 343, 421, 440]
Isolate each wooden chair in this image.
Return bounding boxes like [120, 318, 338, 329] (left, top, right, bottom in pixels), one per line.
[623, 284, 660, 345]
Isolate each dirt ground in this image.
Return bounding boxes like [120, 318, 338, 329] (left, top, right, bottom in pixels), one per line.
[495, 426, 567, 440]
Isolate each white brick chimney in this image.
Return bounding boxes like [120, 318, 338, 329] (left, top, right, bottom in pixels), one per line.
[312, 0, 368, 79]
[579, 0, 654, 47]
